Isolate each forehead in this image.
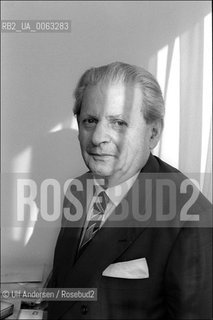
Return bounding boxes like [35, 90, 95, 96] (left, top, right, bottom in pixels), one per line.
[81, 81, 143, 116]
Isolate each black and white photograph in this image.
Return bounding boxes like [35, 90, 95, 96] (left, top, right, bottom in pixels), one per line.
[1, 1, 212, 319]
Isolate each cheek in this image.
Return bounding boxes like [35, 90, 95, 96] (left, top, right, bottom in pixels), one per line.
[127, 130, 148, 154]
[79, 131, 89, 145]
[116, 139, 134, 159]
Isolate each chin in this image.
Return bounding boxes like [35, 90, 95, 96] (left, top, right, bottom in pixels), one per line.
[85, 158, 114, 176]
[88, 164, 113, 177]
[91, 168, 112, 177]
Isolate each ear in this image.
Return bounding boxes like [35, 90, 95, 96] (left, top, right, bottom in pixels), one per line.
[149, 121, 162, 150]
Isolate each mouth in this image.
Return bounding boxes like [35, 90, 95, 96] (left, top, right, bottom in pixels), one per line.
[88, 152, 115, 159]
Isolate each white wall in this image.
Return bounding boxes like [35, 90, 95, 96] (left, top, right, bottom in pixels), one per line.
[1, 1, 211, 280]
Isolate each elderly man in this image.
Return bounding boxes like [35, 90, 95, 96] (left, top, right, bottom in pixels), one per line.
[47, 62, 212, 319]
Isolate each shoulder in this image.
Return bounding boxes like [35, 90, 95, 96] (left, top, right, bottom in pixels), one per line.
[143, 154, 212, 226]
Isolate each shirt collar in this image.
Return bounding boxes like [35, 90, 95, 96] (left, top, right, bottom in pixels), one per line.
[93, 172, 140, 206]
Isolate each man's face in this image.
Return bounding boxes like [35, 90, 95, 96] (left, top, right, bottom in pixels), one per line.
[78, 81, 157, 186]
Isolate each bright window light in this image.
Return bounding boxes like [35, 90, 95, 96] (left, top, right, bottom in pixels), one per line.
[159, 37, 180, 168]
[12, 146, 32, 173]
[200, 12, 212, 189]
[49, 123, 63, 133]
[70, 116, 78, 131]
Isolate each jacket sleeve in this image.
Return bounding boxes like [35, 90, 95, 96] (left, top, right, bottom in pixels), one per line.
[165, 226, 212, 319]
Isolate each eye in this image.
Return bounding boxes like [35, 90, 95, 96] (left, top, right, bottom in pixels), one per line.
[112, 119, 128, 128]
[82, 118, 97, 128]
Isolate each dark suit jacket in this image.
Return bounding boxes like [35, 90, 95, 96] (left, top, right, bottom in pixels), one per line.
[47, 154, 212, 319]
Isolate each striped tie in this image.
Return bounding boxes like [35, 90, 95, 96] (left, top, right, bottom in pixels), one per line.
[79, 191, 109, 253]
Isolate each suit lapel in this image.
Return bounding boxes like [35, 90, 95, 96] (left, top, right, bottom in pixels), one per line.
[54, 172, 94, 275]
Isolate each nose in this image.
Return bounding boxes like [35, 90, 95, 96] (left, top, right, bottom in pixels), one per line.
[91, 121, 111, 146]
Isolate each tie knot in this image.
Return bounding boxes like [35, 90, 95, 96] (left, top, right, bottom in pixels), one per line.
[94, 191, 109, 213]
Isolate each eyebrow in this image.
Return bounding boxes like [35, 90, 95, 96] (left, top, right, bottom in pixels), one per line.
[81, 113, 128, 120]
[106, 114, 128, 120]
[80, 112, 98, 118]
